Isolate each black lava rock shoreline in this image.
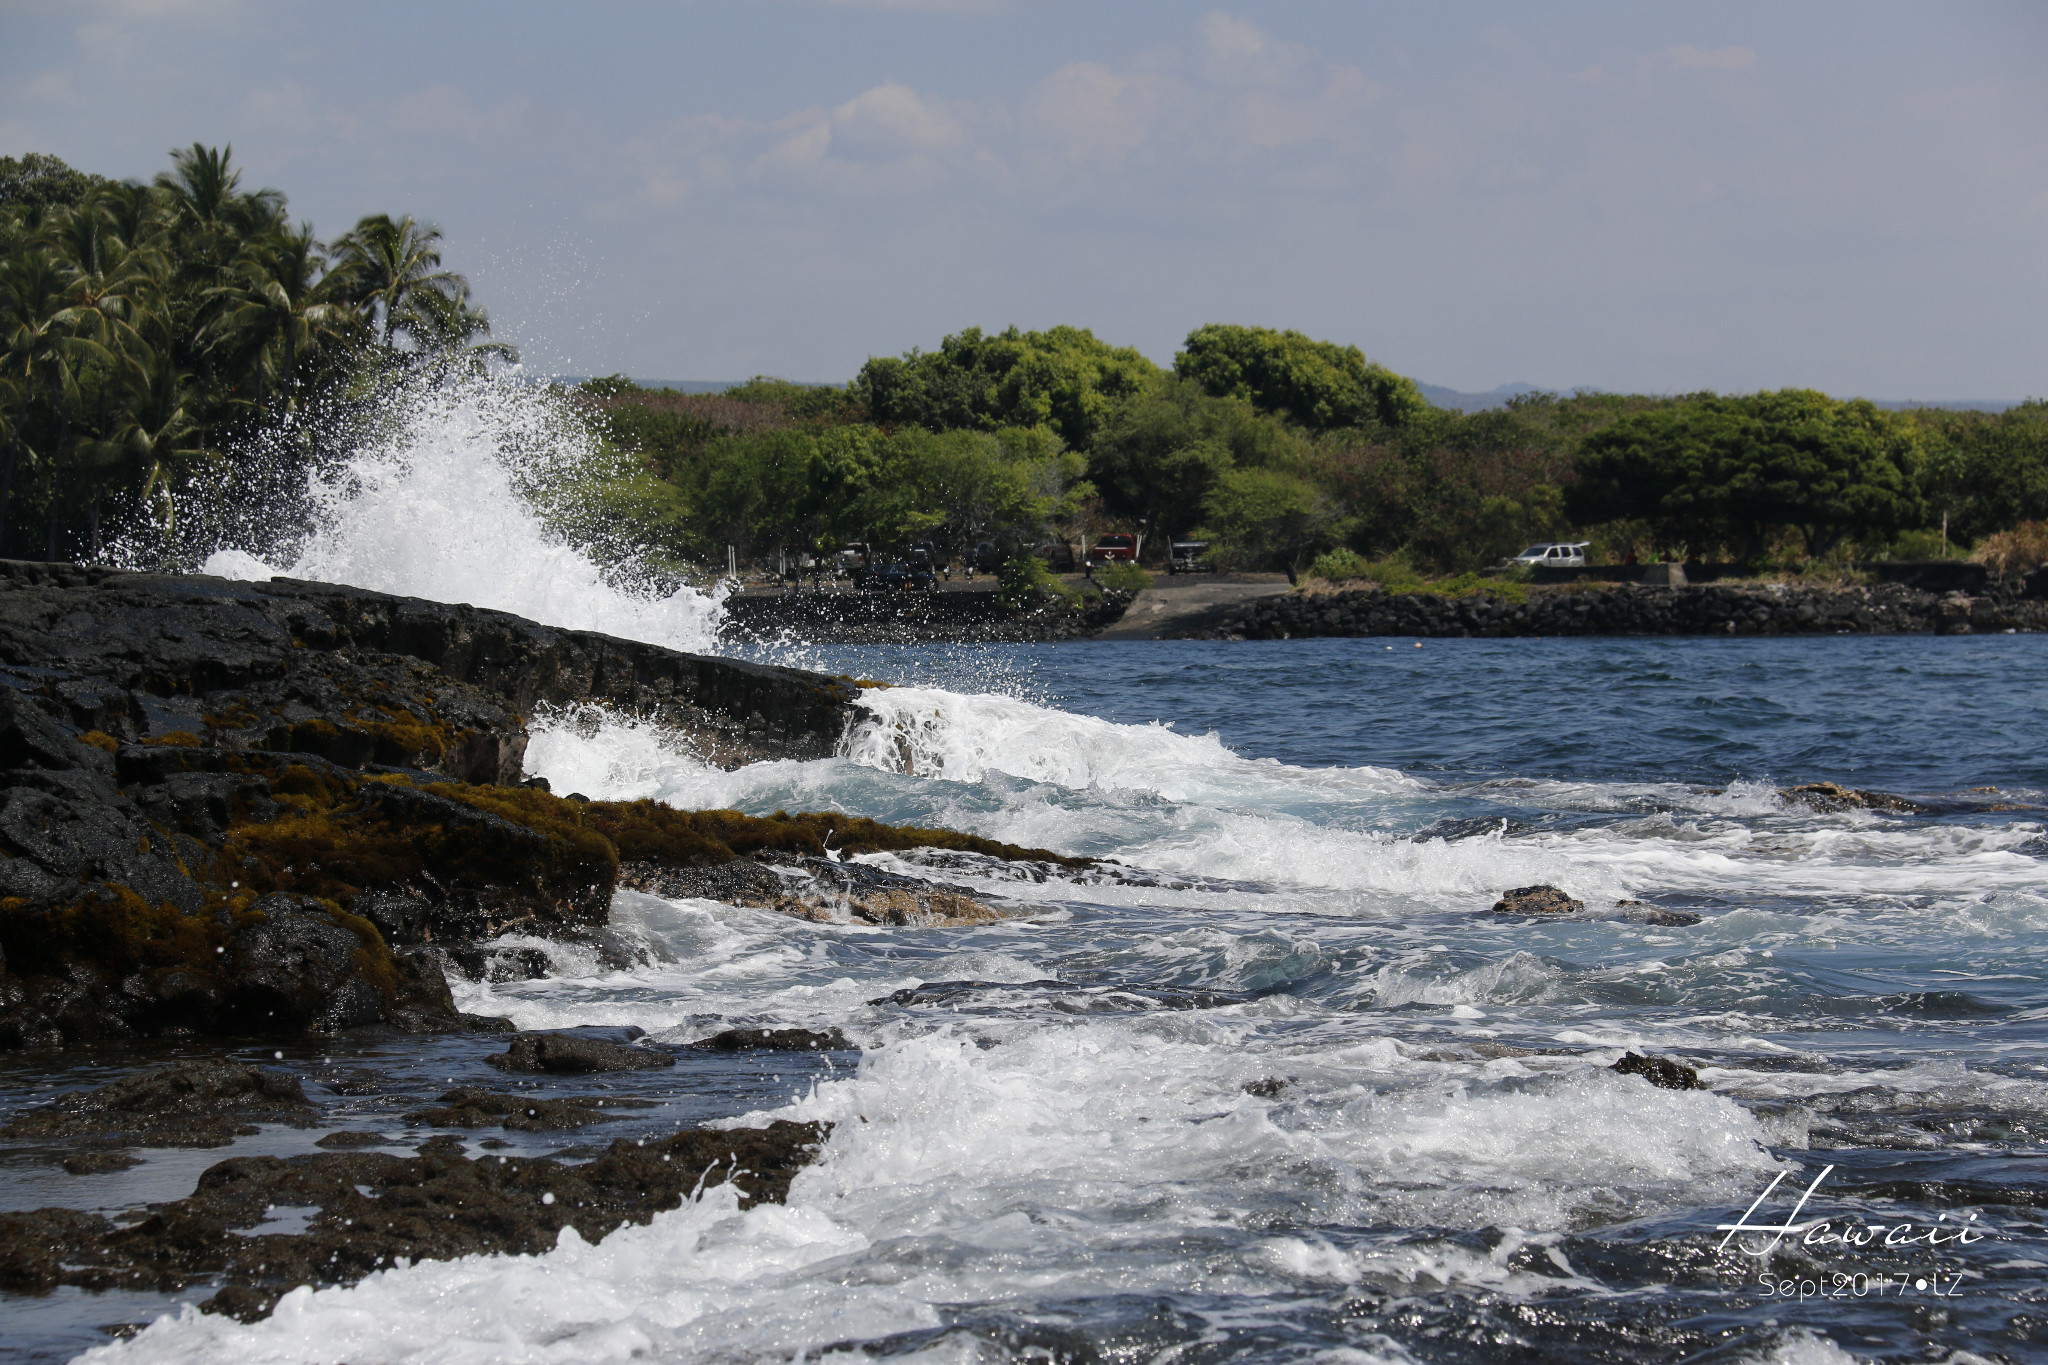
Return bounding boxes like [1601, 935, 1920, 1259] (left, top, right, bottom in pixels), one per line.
[0, 560, 1076, 1052]
[1187, 578, 2048, 640]
[722, 585, 1133, 644]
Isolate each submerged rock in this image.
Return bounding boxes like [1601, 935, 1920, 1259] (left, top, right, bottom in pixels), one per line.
[871, 979, 1248, 1012]
[623, 853, 1013, 927]
[0, 1061, 317, 1148]
[0, 1119, 830, 1320]
[1778, 782, 1927, 814]
[1613, 899, 1704, 927]
[487, 1031, 677, 1073]
[1611, 1052, 1704, 1090]
[405, 1087, 657, 1132]
[692, 1026, 853, 1052]
[1491, 885, 1585, 915]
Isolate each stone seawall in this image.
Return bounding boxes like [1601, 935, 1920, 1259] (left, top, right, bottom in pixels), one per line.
[1188, 581, 2048, 640]
[722, 586, 1132, 644]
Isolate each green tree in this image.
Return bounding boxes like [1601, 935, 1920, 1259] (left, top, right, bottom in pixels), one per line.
[1199, 465, 1343, 578]
[330, 213, 466, 351]
[1175, 323, 1430, 431]
[1087, 375, 1301, 538]
[206, 223, 357, 414]
[0, 153, 107, 215]
[1570, 390, 1927, 560]
[853, 324, 1159, 450]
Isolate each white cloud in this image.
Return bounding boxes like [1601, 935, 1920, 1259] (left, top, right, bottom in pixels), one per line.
[832, 82, 973, 154]
[1024, 61, 1173, 164]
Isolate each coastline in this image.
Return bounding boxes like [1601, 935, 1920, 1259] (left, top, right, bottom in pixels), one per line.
[1180, 578, 2048, 640]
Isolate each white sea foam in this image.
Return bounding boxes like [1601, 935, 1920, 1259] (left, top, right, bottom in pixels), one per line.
[203, 374, 723, 654]
[90, 1019, 1781, 1365]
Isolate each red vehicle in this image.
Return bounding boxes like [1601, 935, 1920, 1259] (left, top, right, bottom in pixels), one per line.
[1088, 533, 1139, 563]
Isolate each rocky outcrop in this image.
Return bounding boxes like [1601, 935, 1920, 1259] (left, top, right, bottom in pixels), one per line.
[0, 564, 1081, 1049]
[485, 1031, 677, 1073]
[0, 560, 860, 769]
[1611, 1052, 1704, 1090]
[0, 1060, 318, 1148]
[1192, 581, 2048, 640]
[0, 1109, 829, 1320]
[1491, 885, 1584, 915]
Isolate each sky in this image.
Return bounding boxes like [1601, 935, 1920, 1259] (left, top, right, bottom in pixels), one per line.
[3, 0, 2044, 398]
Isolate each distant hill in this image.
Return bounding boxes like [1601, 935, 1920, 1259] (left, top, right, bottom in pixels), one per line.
[1416, 381, 2021, 414]
[1416, 382, 1550, 413]
[580, 377, 2024, 414]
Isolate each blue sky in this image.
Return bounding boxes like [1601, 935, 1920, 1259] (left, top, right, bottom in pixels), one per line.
[4, 0, 2044, 397]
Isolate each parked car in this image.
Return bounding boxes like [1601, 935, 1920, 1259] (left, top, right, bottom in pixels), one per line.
[860, 560, 936, 592]
[1168, 541, 1215, 575]
[1089, 532, 1139, 563]
[1508, 542, 1591, 568]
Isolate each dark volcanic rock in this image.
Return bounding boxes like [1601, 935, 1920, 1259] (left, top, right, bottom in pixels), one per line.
[486, 1031, 678, 1073]
[871, 978, 1248, 1012]
[406, 1086, 657, 1131]
[1491, 885, 1585, 916]
[62, 1151, 143, 1174]
[1187, 580, 2048, 641]
[1611, 1052, 1704, 1090]
[622, 855, 1008, 926]
[0, 1119, 830, 1320]
[0, 561, 870, 1049]
[1613, 900, 1704, 927]
[0, 560, 860, 770]
[1778, 781, 1928, 814]
[1, 1061, 317, 1148]
[693, 1026, 854, 1052]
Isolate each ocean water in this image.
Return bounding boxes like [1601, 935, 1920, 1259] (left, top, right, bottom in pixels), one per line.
[69, 379, 2048, 1364]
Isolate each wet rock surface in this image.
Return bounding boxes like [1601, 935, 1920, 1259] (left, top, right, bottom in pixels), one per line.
[0, 564, 1076, 1051]
[0, 1117, 830, 1321]
[486, 1031, 678, 1073]
[1610, 1052, 1705, 1090]
[622, 854, 1014, 926]
[692, 1026, 854, 1053]
[405, 1086, 658, 1131]
[872, 979, 1250, 1013]
[1491, 885, 1585, 916]
[1778, 781, 1928, 814]
[0, 1061, 317, 1149]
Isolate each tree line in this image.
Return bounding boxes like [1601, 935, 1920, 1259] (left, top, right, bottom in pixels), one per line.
[580, 322, 2048, 580]
[8, 146, 2041, 582]
[0, 147, 511, 561]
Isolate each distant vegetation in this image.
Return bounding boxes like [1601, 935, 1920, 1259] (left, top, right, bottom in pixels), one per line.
[583, 322, 2048, 582]
[0, 147, 511, 560]
[7, 147, 2045, 583]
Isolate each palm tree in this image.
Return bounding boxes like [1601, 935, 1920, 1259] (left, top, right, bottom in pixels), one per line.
[152, 143, 284, 259]
[330, 213, 465, 351]
[395, 284, 519, 379]
[46, 200, 164, 363]
[0, 249, 110, 557]
[206, 223, 358, 413]
[99, 352, 207, 543]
